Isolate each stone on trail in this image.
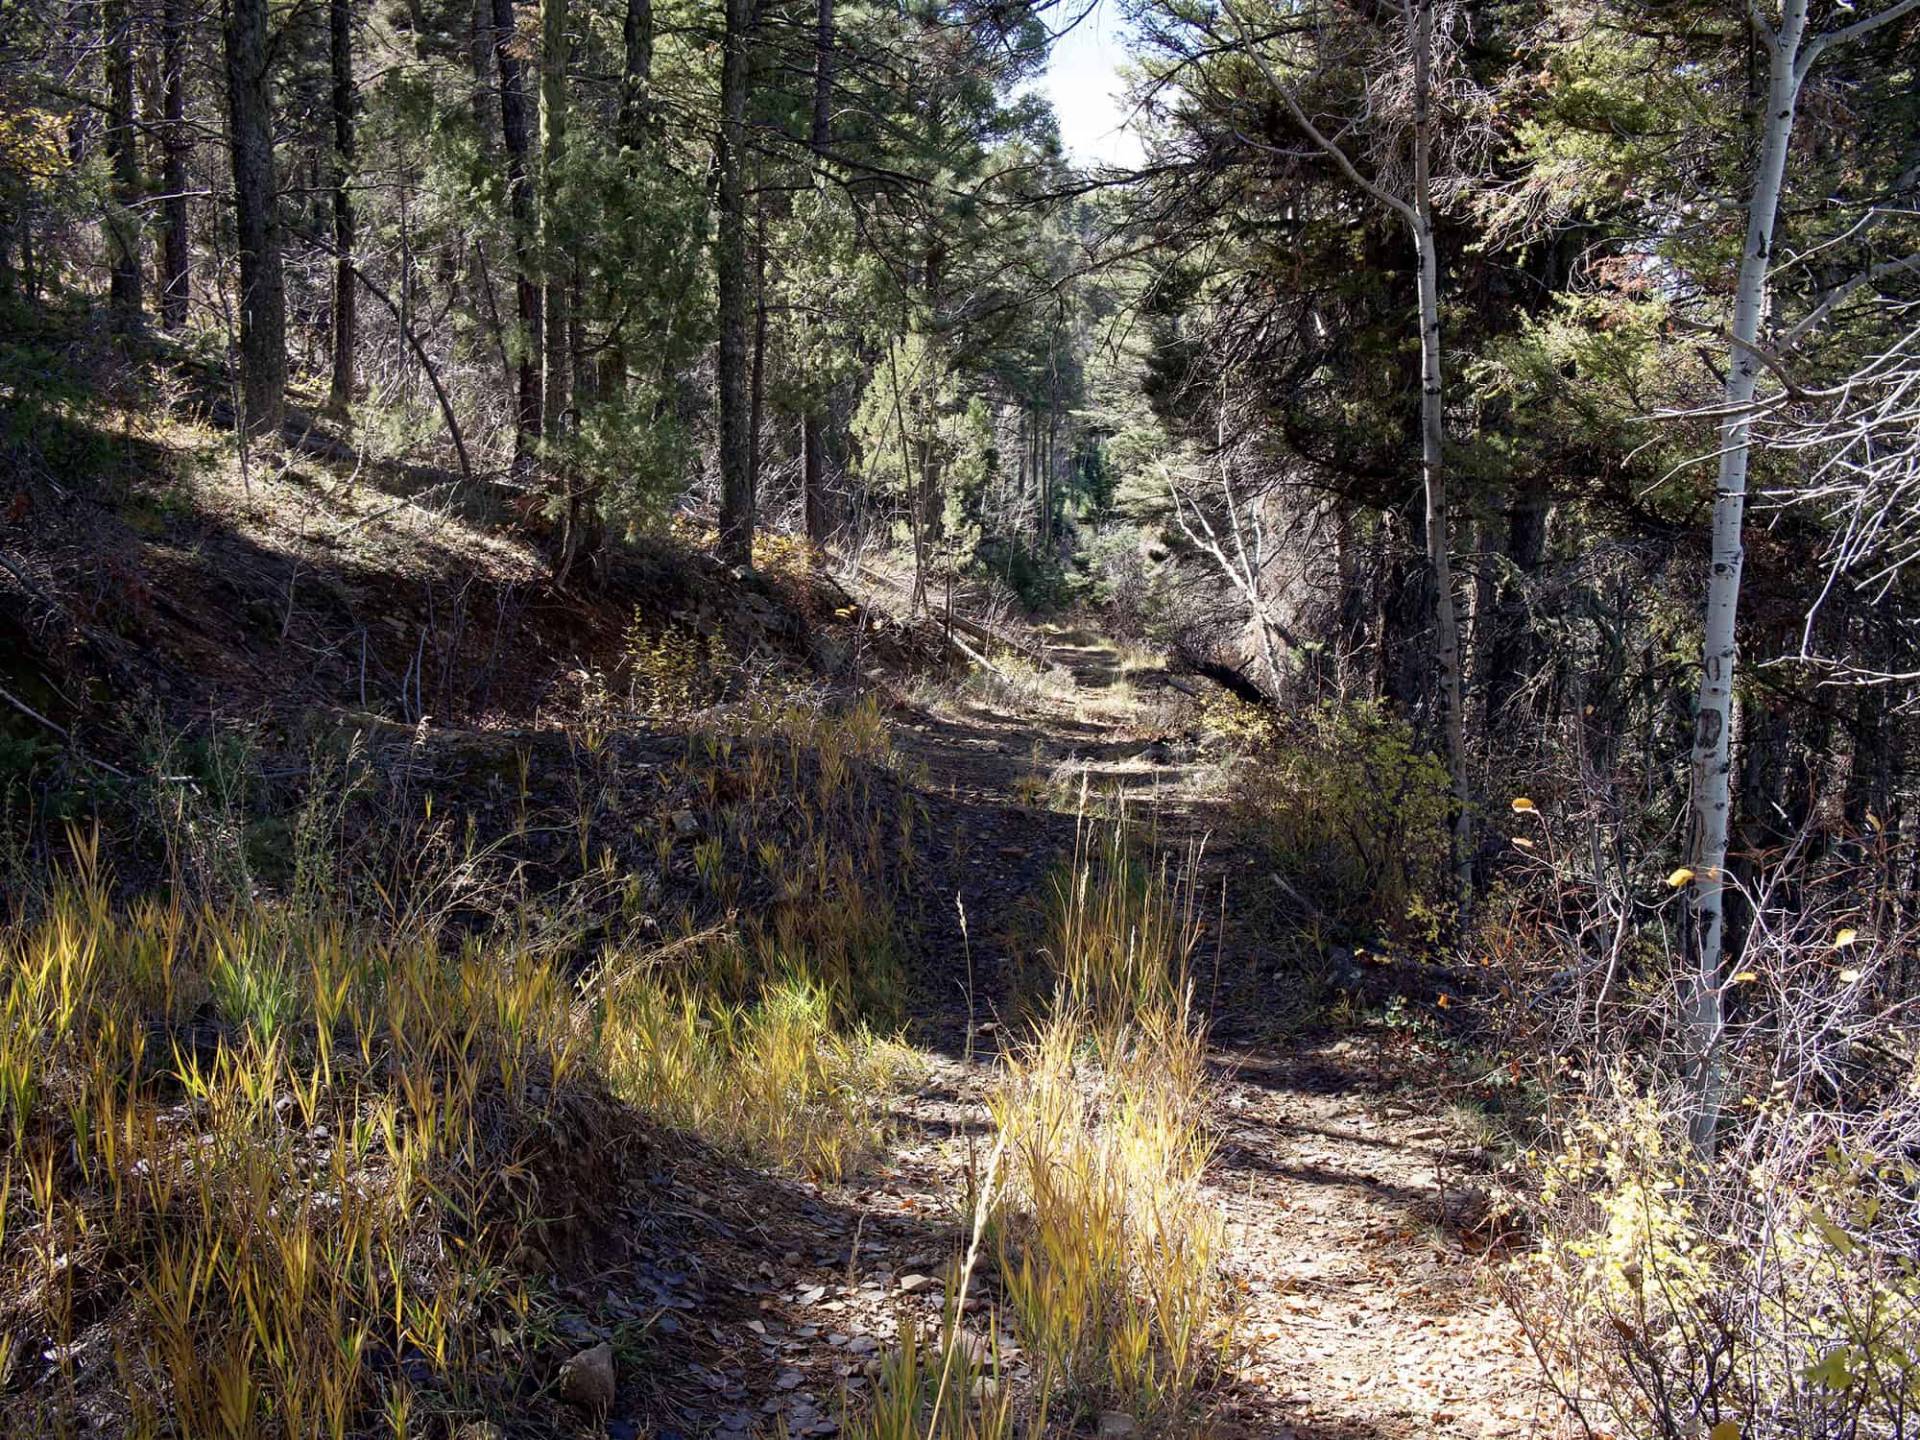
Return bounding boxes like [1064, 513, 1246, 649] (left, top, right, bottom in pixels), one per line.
[558, 1341, 617, 1413]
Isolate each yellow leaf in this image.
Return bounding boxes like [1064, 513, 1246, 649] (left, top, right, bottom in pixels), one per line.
[1668, 867, 1696, 887]
[1437, 993, 1453, 1008]
[1839, 969, 1862, 984]
[1709, 1422, 1741, 1440]
[1833, 928, 1858, 949]
[1730, 971, 1758, 984]
[1867, 811, 1883, 832]
[1511, 836, 1536, 850]
[1510, 797, 1537, 813]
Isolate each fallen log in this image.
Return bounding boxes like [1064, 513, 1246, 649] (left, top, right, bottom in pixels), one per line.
[1173, 648, 1277, 709]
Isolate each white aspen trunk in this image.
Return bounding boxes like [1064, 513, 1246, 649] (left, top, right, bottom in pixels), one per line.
[1685, 0, 1809, 1155]
[1409, 0, 1471, 907]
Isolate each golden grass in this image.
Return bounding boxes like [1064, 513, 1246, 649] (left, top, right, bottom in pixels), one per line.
[0, 828, 918, 1435]
[989, 998, 1227, 1429]
[1043, 804, 1204, 1034]
[595, 968, 917, 1182]
[834, 812, 1233, 1440]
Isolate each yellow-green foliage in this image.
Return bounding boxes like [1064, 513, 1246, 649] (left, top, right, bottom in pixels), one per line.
[1231, 701, 1452, 933]
[841, 1317, 1020, 1440]
[594, 968, 915, 1182]
[1042, 808, 1200, 1033]
[1194, 691, 1281, 754]
[985, 816, 1231, 1432]
[989, 1003, 1227, 1429]
[674, 694, 912, 1020]
[1517, 1089, 1920, 1440]
[0, 837, 919, 1435]
[0, 878, 587, 1437]
[621, 616, 740, 716]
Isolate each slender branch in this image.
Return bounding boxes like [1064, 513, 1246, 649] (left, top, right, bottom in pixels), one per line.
[1223, 5, 1420, 229]
[1798, 0, 1920, 71]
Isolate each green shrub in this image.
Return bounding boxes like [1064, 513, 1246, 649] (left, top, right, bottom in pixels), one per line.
[1229, 701, 1452, 936]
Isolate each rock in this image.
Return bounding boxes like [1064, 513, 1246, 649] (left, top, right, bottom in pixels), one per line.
[898, 1273, 936, 1294]
[970, 1377, 1004, 1404]
[672, 809, 701, 838]
[558, 1342, 616, 1414]
[1097, 1413, 1138, 1439]
[811, 634, 853, 676]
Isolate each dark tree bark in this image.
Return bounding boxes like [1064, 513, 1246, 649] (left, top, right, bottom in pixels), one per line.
[714, 0, 754, 567]
[749, 197, 768, 503]
[1480, 481, 1550, 732]
[538, 0, 569, 441]
[104, 0, 143, 333]
[540, 0, 588, 581]
[799, 0, 833, 543]
[224, 0, 286, 432]
[469, 0, 493, 136]
[158, 0, 191, 329]
[619, 0, 653, 146]
[325, 0, 356, 415]
[492, 0, 542, 469]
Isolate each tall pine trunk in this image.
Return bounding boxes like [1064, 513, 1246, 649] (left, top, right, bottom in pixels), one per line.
[800, 0, 833, 543]
[749, 196, 767, 504]
[492, 0, 541, 470]
[104, 0, 143, 333]
[619, 0, 653, 145]
[325, 0, 356, 415]
[224, 0, 286, 433]
[158, 0, 191, 329]
[538, 0, 569, 435]
[540, 0, 587, 580]
[714, 0, 754, 568]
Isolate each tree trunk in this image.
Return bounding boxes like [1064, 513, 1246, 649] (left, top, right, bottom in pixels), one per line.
[104, 0, 143, 334]
[538, 0, 569, 436]
[1409, 0, 1470, 910]
[714, 0, 754, 568]
[492, 0, 541, 469]
[469, 0, 494, 136]
[800, 0, 833, 543]
[1684, 0, 1810, 1156]
[325, 0, 356, 415]
[1481, 480, 1550, 733]
[540, 0, 583, 578]
[158, 0, 191, 329]
[224, 0, 285, 433]
[620, 0, 653, 147]
[749, 197, 768, 504]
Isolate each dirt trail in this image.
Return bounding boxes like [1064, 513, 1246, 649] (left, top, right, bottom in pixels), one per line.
[881, 628, 1548, 1440]
[647, 624, 1546, 1440]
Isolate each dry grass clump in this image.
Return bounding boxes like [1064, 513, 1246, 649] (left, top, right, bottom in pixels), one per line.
[0, 865, 595, 1436]
[0, 823, 921, 1435]
[988, 812, 1233, 1434]
[1042, 803, 1203, 1032]
[841, 1315, 1020, 1440]
[594, 967, 918, 1182]
[837, 812, 1232, 1440]
[989, 999, 1227, 1430]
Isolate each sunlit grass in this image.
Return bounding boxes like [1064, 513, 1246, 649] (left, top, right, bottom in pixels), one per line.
[0, 828, 920, 1433]
[595, 968, 918, 1182]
